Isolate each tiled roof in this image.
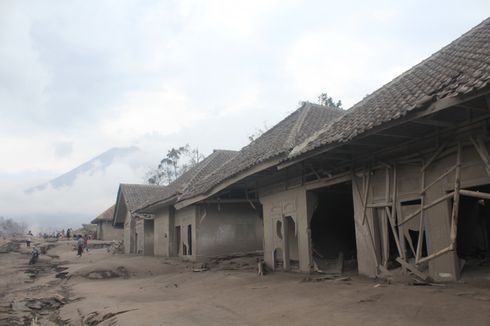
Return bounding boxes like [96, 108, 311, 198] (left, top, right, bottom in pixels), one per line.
[136, 149, 238, 211]
[179, 102, 344, 201]
[290, 17, 490, 158]
[119, 184, 169, 213]
[91, 204, 115, 224]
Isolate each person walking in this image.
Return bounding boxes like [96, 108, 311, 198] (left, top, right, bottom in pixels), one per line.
[83, 234, 89, 252]
[77, 235, 84, 257]
[26, 230, 33, 248]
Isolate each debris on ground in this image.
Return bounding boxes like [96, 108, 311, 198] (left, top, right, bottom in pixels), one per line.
[301, 275, 351, 283]
[193, 263, 209, 272]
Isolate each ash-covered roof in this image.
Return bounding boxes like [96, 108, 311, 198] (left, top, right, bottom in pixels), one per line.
[290, 17, 490, 158]
[91, 204, 115, 224]
[178, 102, 344, 202]
[119, 184, 169, 214]
[136, 149, 238, 211]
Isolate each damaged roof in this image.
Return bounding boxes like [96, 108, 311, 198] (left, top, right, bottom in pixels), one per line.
[289, 17, 490, 158]
[136, 149, 238, 212]
[178, 102, 344, 203]
[91, 204, 115, 224]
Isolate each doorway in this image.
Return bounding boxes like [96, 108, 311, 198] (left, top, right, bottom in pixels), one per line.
[144, 219, 154, 256]
[187, 224, 193, 256]
[174, 225, 181, 256]
[457, 184, 490, 275]
[310, 181, 357, 273]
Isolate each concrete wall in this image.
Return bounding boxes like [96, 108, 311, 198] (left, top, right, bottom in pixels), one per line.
[123, 212, 132, 254]
[196, 203, 263, 260]
[154, 207, 171, 256]
[99, 222, 123, 241]
[174, 206, 197, 260]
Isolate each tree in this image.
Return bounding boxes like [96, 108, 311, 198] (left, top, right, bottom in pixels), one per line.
[318, 93, 343, 109]
[0, 216, 28, 236]
[248, 122, 269, 142]
[146, 145, 205, 185]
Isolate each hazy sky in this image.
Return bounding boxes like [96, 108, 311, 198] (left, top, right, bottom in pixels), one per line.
[1, 0, 489, 229]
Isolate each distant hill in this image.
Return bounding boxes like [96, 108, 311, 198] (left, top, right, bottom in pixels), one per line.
[25, 146, 140, 193]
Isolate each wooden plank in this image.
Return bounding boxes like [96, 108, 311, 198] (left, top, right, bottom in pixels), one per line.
[459, 189, 490, 200]
[386, 206, 402, 257]
[416, 169, 426, 263]
[366, 202, 393, 208]
[352, 174, 379, 267]
[398, 192, 454, 226]
[361, 171, 371, 226]
[396, 257, 429, 281]
[417, 244, 453, 265]
[421, 164, 457, 194]
[470, 137, 490, 176]
[449, 143, 462, 245]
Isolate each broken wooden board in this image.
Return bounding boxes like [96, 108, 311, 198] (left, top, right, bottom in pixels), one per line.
[396, 257, 429, 281]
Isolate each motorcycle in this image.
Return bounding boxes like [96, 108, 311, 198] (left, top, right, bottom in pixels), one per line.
[29, 247, 40, 265]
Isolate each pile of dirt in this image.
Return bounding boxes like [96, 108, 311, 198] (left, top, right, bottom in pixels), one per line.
[0, 240, 22, 253]
[84, 266, 130, 280]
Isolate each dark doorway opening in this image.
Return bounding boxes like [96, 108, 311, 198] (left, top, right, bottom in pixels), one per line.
[175, 226, 181, 256]
[310, 181, 357, 273]
[187, 224, 193, 256]
[284, 216, 299, 269]
[144, 219, 154, 256]
[457, 184, 490, 273]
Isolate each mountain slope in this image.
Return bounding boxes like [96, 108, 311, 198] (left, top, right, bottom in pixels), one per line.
[25, 146, 140, 193]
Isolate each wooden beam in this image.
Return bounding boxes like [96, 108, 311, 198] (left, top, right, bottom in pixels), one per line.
[421, 142, 447, 172]
[374, 132, 416, 139]
[421, 164, 457, 194]
[396, 257, 429, 281]
[459, 189, 490, 200]
[411, 119, 455, 128]
[470, 137, 490, 176]
[304, 172, 352, 191]
[417, 244, 453, 265]
[398, 192, 454, 226]
[449, 143, 462, 245]
[361, 171, 371, 226]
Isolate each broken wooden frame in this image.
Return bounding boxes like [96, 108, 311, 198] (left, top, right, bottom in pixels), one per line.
[357, 136, 490, 278]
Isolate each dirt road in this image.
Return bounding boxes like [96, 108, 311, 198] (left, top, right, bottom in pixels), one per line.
[1, 238, 490, 325]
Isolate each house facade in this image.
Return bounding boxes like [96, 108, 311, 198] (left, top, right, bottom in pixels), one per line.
[137, 150, 264, 261]
[175, 18, 490, 281]
[91, 205, 123, 241]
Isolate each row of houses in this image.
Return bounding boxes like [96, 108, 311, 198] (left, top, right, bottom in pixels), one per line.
[92, 18, 490, 281]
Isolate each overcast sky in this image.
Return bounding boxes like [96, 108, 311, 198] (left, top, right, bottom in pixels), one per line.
[1, 0, 489, 230]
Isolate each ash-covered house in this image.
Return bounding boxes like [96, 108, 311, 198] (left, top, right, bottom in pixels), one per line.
[175, 18, 490, 281]
[136, 150, 264, 261]
[174, 102, 345, 267]
[112, 184, 168, 255]
[91, 204, 123, 241]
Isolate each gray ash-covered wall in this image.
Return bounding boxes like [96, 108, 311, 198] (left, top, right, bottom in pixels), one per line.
[98, 222, 123, 241]
[196, 203, 263, 259]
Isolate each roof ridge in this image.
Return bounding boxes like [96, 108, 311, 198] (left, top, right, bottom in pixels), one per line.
[283, 102, 311, 150]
